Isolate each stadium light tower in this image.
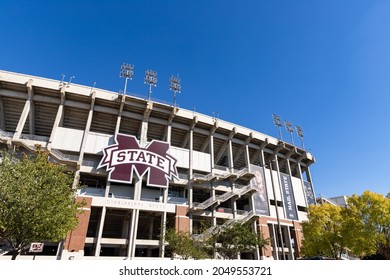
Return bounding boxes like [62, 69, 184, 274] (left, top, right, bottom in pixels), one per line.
[169, 74, 181, 107]
[144, 69, 157, 100]
[295, 125, 305, 149]
[272, 114, 283, 140]
[284, 120, 295, 145]
[119, 63, 134, 95]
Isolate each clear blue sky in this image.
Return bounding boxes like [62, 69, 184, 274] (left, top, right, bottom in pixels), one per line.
[1, 0, 389, 199]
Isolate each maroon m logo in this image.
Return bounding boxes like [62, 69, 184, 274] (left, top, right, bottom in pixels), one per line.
[98, 134, 178, 188]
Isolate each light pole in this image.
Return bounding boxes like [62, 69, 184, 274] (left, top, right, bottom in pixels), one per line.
[295, 125, 305, 150]
[120, 63, 134, 95]
[272, 114, 283, 141]
[268, 158, 286, 260]
[169, 75, 181, 107]
[144, 69, 157, 100]
[284, 120, 294, 145]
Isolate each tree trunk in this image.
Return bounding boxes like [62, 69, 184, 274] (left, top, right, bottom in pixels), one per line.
[11, 250, 19, 260]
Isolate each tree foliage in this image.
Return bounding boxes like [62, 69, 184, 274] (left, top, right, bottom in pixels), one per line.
[164, 222, 268, 260]
[164, 228, 208, 259]
[301, 203, 345, 259]
[301, 191, 390, 260]
[209, 222, 268, 260]
[342, 191, 390, 259]
[0, 148, 83, 259]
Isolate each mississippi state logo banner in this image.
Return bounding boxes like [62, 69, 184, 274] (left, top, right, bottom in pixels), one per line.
[98, 134, 179, 188]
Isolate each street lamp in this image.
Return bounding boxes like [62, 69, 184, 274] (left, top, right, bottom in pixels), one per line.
[267, 158, 286, 260]
[119, 63, 134, 95]
[284, 120, 294, 145]
[169, 75, 181, 107]
[272, 114, 283, 140]
[295, 125, 305, 149]
[144, 69, 157, 100]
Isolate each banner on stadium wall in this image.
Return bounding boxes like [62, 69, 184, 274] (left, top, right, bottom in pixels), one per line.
[250, 164, 270, 216]
[304, 181, 316, 205]
[280, 173, 298, 220]
[98, 134, 179, 188]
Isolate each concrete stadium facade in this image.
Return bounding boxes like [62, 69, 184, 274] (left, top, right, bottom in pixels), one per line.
[0, 70, 316, 260]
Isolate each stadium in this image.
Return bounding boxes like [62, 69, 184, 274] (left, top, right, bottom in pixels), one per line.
[0, 69, 316, 260]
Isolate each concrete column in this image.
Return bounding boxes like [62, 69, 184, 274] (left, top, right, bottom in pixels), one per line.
[27, 82, 35, 135]
[159, 188, 168, 257]
[251, 220, 260, 260]
[115, 94, 126, 134]
[0, 97, 5, 130]
[285, 225, 294, 260]
[77, 91, 96, 168]
[47, 89, 65, 150]
[297, 160, 309, 208]
[270, 224, 278, 260]
[94, 206, 107, 257]
[187, 117, 197, 234]
[13, 79, 34, 139]
[228, 139, 234, 172]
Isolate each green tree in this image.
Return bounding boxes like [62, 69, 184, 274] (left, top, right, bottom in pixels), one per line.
[0, 148, 84, 259]
[164, 228, 207, 259]
[342, 191, 390, 259]
[209, 222, 268, 260]
[301, 203, 346, 259]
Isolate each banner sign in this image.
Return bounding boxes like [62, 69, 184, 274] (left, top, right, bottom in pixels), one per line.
[250, 165, 270, 216]
[98, 134, 178, 188]
[304, 181, 316, 205]
[280, 173, 298, 220]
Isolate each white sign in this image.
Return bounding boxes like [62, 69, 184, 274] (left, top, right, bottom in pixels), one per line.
[29, 242, 44, 253]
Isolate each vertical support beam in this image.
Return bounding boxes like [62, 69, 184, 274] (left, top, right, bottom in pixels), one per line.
[159, 188, 168, 257]
[165, 107, 177, 144]
[115, 94, 126, 135]
[252, 220, 260, 260]
[27, 81, 35, 135]
[304, 160, 316, 201]
[140, 101, 153, 145]
[285, 225, 294, 260]
[13, 79, 34, 139]
[48, 88, 66, 150]
[270, 224, 278, 260]
[77, 91, 96, 168]
[0, 97, 5, 130]
[210, 123, 217, 227]
[94, 206, 107, 257]
[227, 128, 237, 172]
[296, 154, 309, 208]
[187, 116, 197, 234]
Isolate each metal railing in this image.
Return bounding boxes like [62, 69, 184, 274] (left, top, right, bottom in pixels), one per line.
[20, 134, 49, 142]
[50, 149, 79, 162]
[0, 128, 13, 138]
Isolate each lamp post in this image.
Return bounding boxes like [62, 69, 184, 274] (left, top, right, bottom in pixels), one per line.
[144, 69, 157, 100]
[120, 63, 134, 95]
[272, 114, 283, 141]
[295, 125, 305, 150]
[169, 75, 181, 107]
[268, 158, 286, 260]
[284, 120, 294, 146]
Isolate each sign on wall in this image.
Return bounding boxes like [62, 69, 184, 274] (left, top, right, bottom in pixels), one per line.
[98, 134, 179, 188]
[29, 243, 44, 253]
[304, 181, 316, 205]
[250, 164, 270, 216]
[280, 173, 298, 220]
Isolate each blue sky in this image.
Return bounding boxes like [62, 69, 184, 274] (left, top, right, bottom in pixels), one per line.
[1, 0, 389, 199]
